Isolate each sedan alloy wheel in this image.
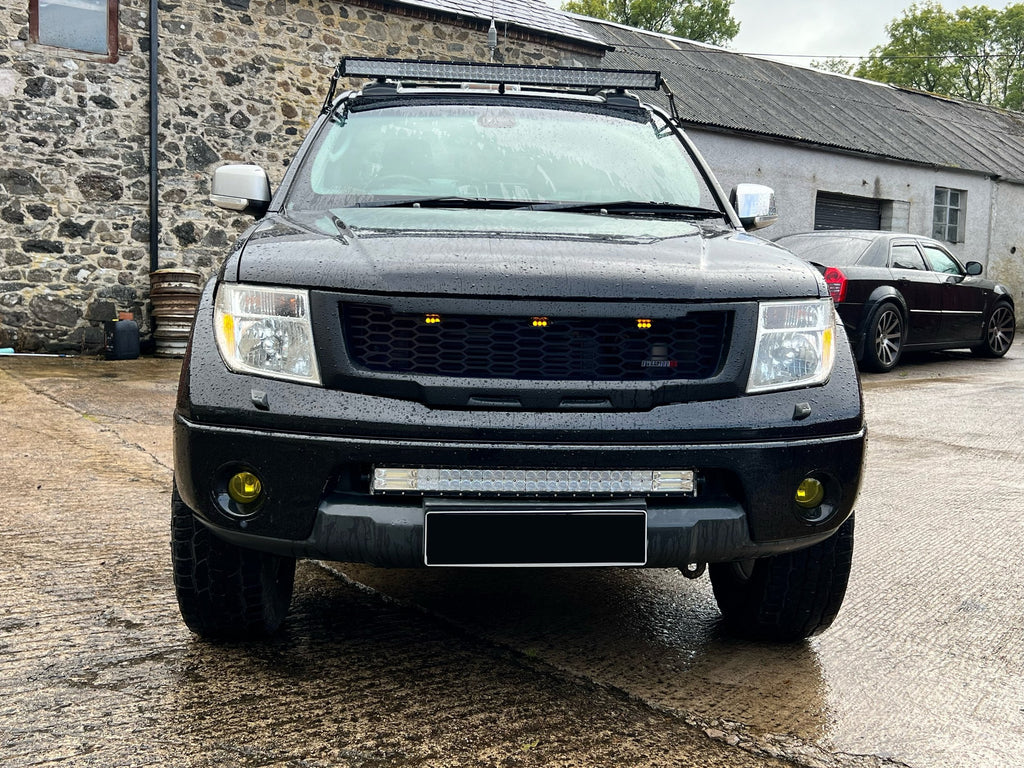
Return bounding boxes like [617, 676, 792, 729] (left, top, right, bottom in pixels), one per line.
[974, 302, 1016, 358]
[865, 304, 904, 372]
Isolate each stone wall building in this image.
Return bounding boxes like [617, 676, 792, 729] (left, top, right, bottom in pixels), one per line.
[0, 0, 605, 351]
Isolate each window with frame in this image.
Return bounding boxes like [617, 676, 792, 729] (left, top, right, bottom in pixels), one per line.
[890, 243, 927, 271]
[30, 0, 118, 61]
[921, 244, 962, 275]
[933, 187, 965, 243]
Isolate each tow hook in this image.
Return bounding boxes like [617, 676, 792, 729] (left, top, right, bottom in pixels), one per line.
[681, 562, 707, 579]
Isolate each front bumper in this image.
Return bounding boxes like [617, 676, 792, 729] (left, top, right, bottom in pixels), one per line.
[174, 414, 865, 567]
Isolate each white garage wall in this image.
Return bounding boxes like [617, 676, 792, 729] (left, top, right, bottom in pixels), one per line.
[688, 129, 998, 270]
[987, 182, 1024, 306]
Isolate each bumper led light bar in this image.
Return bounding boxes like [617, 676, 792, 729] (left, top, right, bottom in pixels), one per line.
[371, 468, 695, 495]
[340, 57, 662, 91]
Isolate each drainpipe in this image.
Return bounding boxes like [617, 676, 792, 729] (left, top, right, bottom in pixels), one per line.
[148, 0, 159, 274]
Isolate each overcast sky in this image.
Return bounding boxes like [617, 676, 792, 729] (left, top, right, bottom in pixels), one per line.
[728, 0, 1017, 63]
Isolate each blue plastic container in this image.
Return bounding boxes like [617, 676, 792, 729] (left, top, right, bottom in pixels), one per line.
[104, 320, 140, 360]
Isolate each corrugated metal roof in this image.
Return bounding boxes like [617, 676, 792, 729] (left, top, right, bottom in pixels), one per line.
[573, 16, 1024, 180]
[394, 0, 608, 48]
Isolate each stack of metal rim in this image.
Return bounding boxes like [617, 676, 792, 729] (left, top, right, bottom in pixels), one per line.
[150, 268, 203, 357]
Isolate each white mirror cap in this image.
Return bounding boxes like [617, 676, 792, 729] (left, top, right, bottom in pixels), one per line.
[210, 164, 271, 212]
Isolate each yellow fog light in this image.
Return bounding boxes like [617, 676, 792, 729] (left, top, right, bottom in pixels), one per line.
[228, 471, 263, 504]
[795, 477, 825, 509]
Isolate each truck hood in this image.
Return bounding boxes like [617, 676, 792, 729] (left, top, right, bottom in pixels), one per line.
[227, 208, 823, 301]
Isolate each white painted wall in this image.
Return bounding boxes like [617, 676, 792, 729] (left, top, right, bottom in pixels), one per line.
[688, 129, 996, 263]
[986, 181, 1024, 307]
[684, 128, 1024, 318]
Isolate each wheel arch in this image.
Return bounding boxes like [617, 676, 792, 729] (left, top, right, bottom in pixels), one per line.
[852, 287, 907, 359]
[991, 287, 1015, 311]
[981, 292, 1016, 339]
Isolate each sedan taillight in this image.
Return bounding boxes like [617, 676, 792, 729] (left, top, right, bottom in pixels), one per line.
[823, 267, 847, 303]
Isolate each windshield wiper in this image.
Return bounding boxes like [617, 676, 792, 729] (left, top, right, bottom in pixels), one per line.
[527, 201, 726, 219]
[353, 196, 527, 210]
[351, 196, 728, 220]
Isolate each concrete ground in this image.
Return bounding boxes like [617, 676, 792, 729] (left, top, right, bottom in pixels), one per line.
[0, 348, 1021, 767]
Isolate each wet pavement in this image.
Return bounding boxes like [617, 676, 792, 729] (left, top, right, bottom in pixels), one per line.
[1, 349, 1022, 767]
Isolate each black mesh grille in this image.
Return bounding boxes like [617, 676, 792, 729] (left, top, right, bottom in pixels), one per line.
[342, 304, 730, 381]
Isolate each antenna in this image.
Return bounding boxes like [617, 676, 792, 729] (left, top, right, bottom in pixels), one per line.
[488, 18, 498, 62]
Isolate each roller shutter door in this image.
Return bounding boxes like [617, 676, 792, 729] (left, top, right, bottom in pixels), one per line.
[814, 192, 882, 230]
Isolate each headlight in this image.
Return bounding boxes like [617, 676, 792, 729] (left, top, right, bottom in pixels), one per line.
[214, 283, 321, 385]
[747, 298, 835, 393]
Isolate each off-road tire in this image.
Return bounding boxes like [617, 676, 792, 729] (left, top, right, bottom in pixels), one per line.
[971, 301, 1015, 358]
[861, 302, 904, 372]
[171, 482, 296, 640]
[709, 514, 854, 642]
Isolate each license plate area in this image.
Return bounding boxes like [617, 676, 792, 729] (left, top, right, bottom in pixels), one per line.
[423, 499, 647, 567]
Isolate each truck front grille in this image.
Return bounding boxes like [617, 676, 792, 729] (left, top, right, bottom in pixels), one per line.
[342, 304, 729, 381]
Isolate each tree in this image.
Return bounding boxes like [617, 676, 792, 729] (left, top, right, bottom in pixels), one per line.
[855, 2, 961, 95]
[854, 2, 1024, 109]
[810, 58, 856, 76]
[994, 4, 1024, 109]
[563, 0, 740, 46]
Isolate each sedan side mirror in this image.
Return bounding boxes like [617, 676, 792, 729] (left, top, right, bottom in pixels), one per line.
[210, 164, 272, 218]
[730, 183, 778, 231]
[965, 261, 983, 276]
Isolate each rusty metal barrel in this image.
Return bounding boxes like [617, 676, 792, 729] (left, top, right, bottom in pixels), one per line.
[149, 268, 203, 357]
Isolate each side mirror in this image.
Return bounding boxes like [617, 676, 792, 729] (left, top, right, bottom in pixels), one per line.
[210, 164, 272, 218]
[730, 183, 778, 231]
[965, 261, 983, 276]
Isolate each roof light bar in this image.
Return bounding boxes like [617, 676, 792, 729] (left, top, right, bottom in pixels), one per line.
[371, 468, 695, 495]
[340, 57, 662, 91]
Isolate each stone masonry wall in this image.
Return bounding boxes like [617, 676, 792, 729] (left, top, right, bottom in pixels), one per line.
[0, 0, 600, 352]
[1, 0, 152, 351]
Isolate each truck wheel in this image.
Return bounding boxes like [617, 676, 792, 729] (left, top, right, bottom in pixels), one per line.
[171, 482, 295, 640]
[861, 302, 904, 372]
[708, 514, 854, 641]
[971, 301, 1015, 358]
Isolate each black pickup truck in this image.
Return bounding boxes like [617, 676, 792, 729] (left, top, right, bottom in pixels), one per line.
[172, 58, 865, 642]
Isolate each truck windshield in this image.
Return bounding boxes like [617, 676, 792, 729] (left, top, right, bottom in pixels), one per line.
[285, 102, 721, 212]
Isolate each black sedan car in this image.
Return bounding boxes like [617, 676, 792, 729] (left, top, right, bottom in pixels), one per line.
[774, 230, 1016, 371]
